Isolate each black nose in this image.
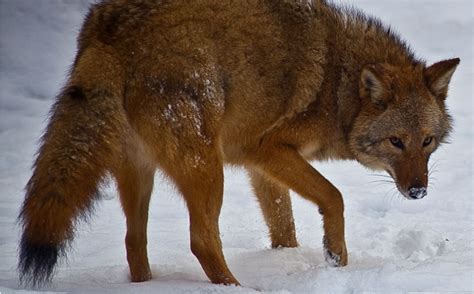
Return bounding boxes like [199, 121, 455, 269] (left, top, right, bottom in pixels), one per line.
[408, 187, 427, 199]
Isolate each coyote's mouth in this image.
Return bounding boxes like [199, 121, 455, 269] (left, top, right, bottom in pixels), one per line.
[387, 170, 427, 200]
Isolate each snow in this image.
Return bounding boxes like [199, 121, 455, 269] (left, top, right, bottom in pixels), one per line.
[0, 0, 472, 293]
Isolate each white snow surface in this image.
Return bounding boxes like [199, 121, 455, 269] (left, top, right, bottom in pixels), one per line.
[0, 0, 473, 293]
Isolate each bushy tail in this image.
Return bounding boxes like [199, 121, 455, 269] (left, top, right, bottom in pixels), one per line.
[18, 47, 127, 287]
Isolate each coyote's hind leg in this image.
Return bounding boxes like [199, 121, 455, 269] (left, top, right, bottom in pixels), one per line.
[249, 169, 297, 248]
[115, 156, 155, 282]
[164, 149, 240, 286]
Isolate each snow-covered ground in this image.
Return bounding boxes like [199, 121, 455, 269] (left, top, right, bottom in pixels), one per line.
[0, 0, 472, 293]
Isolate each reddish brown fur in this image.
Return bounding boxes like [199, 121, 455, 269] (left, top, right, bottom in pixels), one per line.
[19, 0, 459, 287]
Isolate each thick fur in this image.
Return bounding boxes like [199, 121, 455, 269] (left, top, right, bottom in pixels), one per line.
[19, 0, 459, 287]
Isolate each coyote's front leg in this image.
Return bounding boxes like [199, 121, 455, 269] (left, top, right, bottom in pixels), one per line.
[247, 144, 347, 266]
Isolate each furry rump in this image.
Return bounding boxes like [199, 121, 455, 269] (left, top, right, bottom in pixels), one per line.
[18, 48, 126, 286]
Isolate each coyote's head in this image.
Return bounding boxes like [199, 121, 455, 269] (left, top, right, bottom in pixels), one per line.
[349, 59, 460, 199]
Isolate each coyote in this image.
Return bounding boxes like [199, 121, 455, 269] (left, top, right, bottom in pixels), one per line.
[19, 0, 459, 287]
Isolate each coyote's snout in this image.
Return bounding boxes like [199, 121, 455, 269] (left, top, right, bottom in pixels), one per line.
[391, 146, 429, 200]
[19, 0, 459, 288]
[391, 147, 429, 200]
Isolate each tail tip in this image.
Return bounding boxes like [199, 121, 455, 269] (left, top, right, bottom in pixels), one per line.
[18, 235, 62, 287]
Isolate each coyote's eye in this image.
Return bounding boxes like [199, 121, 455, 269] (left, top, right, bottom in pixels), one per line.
[423, 136, 434, 147]
[389, 137, 404, 149]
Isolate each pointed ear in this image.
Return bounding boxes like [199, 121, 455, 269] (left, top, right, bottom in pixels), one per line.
[424, 58, 460, 100]
[360, 65, 391, 109]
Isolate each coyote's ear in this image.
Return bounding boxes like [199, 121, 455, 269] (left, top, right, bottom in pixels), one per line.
[360, 65, 391, 109]
[424, 58, 460, 100]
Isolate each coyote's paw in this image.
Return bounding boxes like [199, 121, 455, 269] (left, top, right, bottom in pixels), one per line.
[323, 236, 348, 267]
[130, 264, 152, 283]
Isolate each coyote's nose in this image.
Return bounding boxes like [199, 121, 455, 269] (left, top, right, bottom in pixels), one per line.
[408, 187, 427, 199]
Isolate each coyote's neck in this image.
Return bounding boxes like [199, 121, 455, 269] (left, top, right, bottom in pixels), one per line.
[316, 2, 424, 133]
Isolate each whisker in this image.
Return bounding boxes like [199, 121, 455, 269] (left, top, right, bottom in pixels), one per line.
[389, 188, 401, 204]
[429, 159, 440, 168]
[368, 173, 392, 179]
[429, 170, 438, 177]
[372, 184, 394, 189]
[428, 159, 443, 177]
[381, 185, 399, 205]
[429, 178, 437, 187]
[388, 184, 404, 201]
[429, 173, 439, 183]
[370, 180, 395, 184]
[427, 158, 445, 191]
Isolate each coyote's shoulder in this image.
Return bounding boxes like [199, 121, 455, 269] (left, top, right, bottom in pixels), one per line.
[19, 0, 459, 288]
